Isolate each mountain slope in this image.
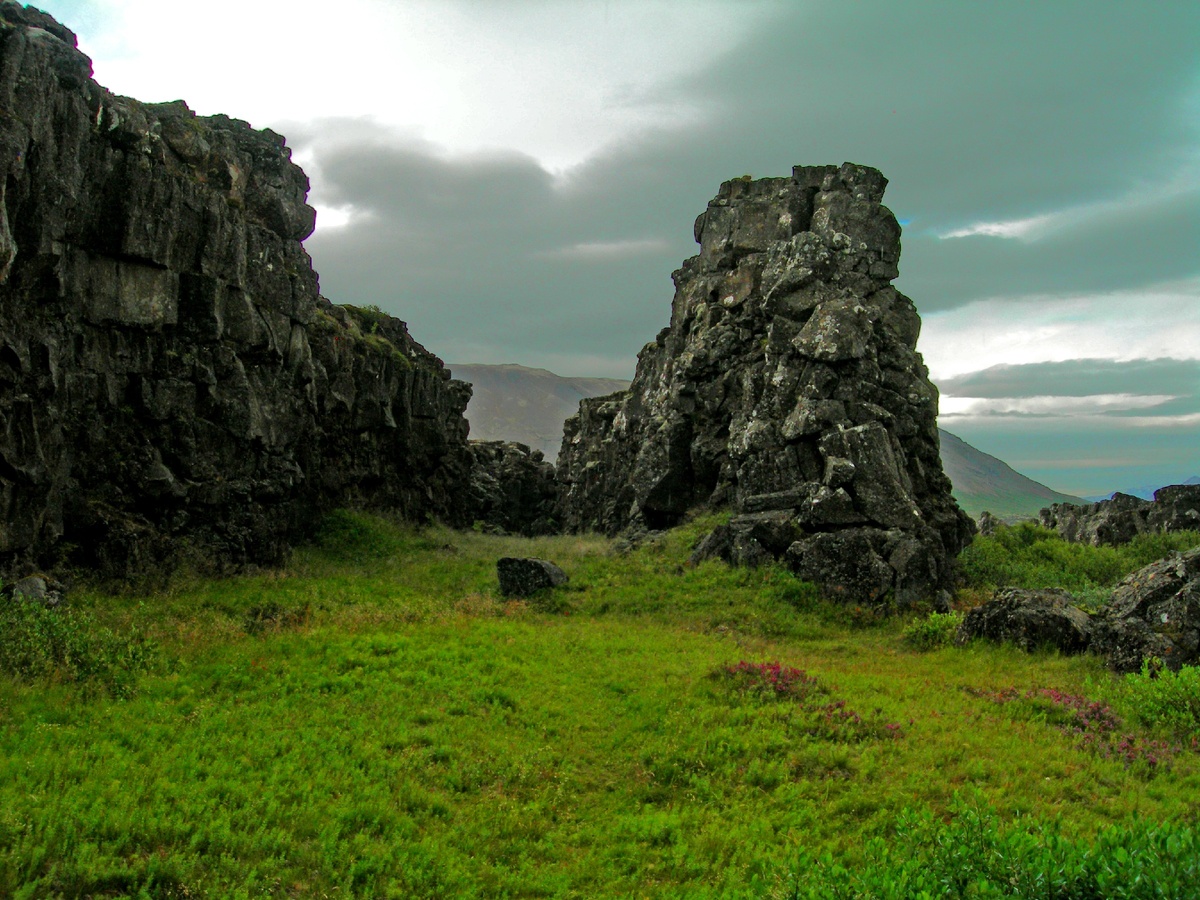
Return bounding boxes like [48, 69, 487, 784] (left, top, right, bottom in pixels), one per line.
[451, 363, 1081, 520]
[937, 430, 1084, 519]
[449, 364, 629, 458]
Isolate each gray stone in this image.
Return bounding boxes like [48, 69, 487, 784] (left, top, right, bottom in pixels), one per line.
[957, 588, 1093, 654]
[1092, 547, 1200, 673]
[497, 557, 568, 597]
[1038, 493, 1150, 546]
[2, 574, 64, 607]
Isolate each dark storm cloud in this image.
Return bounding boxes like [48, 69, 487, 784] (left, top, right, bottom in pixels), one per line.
[302, 132, 697, 372]
[300, 1, 1199, 375]
[939, 359, 1200, 402]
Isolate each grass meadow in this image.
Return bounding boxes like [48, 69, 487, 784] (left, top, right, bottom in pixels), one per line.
[1, 513, 1199, 898]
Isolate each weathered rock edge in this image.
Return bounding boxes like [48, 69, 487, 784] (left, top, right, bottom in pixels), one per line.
[556, 164, 974, 606]
[1039, 484, 1200, 547]
[0, 3, 478, 577]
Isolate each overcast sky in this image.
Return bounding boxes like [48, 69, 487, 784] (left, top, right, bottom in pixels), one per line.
[39, 0, 1200, 496]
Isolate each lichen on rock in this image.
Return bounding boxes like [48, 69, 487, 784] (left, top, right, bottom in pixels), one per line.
[556, 163, 974, 606]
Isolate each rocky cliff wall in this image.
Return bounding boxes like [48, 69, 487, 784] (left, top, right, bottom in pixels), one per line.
[557, 164, 974, 606]
[0, 3, 473, 577]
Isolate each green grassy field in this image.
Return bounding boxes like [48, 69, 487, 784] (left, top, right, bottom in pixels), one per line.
[2, 514, 1199, 898]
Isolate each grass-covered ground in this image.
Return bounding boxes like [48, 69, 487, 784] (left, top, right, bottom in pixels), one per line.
[2, 513, 1199, 898]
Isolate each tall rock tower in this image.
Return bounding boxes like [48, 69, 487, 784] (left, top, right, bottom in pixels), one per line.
[557, 164, 974, 606]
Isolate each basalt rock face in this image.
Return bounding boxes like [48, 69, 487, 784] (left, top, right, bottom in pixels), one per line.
[558, 164, 973, 606]
[1038, 485, 1200, 547]
[0, 4, 473, 577]
[465, 441, 559, 536]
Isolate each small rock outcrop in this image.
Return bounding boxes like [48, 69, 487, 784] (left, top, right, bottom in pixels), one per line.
[0, 5, 474, 577]
[957, 588, 1093, 654]
[496, 557, 568, 597]
[557, 164, 973, 606]
[1092, 547, 1200, 673]
[465, 441, 559, 536]
[1038, 485, 1200, 547]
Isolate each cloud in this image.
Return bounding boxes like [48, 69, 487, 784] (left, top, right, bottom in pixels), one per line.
[938, 358, 1200, 399]
[936, 357, 1200, 495]
[919, 283, 1200, 380]
[940, 394, 1179, 419]
[534, 239, 671, 262]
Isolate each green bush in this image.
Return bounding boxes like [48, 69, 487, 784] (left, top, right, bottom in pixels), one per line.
[901, 611, 963, 651]
[314, 509, 400, 561]
[782, 799, 1200, 899]
[959, 524, 1200, 593]
[1126, 662, 1200, 739]
[0, 600, 154, 696]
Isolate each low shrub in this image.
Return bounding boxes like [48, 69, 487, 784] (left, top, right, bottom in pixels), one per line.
[715, 661, 903, 742]
[901, 611, 963, 650]
[781, 798, 1200, 899]
[0, 600, 154, 696]
[243, 600, 311, 635]
[959, 523, 1200, 593]
[1126, 661, 1200, 739]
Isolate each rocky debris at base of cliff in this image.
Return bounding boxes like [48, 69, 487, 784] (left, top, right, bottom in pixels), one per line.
[1, 573, 65, 607]
[958, 548, 1200, 672]
[1092, 547, 1200, 674]
[557, 164, 973, 607]
[957, 588, 1093, 655]
[0, 5, 475, 578]
[466, 441, 559, 536]
[1038, 485, 1200, 547]
[497, 557, 568, 597]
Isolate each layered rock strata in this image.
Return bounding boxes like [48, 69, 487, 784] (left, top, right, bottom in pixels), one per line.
[558, 164, 973, 605]
[1039, 485, 1200, 547]
[0, 4, 473, 576]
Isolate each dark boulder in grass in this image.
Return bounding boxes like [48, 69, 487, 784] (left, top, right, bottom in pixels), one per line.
[497, 557, 568, 598]
[957, 588, 1093, 654]
[1, 575, 65, 608]
[1092, 547, 1200, 673]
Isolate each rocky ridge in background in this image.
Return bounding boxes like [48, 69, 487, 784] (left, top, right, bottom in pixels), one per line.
[0, 3, 476, 578]
[557, 164, 974, 606]
[1038, 485, 1200, 547]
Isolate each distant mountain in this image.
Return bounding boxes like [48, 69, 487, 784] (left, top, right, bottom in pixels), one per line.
[1085, 475, 1200, 502]
[451, 363, 1082, 521]
[449, 364, 629, 458]
[937, 430, 1085, 520]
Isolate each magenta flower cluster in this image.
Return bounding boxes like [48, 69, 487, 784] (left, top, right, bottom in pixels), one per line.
[970, 684, 1182, 773]
[719, 661, 904, 741]
[722, 660, 820, 699]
